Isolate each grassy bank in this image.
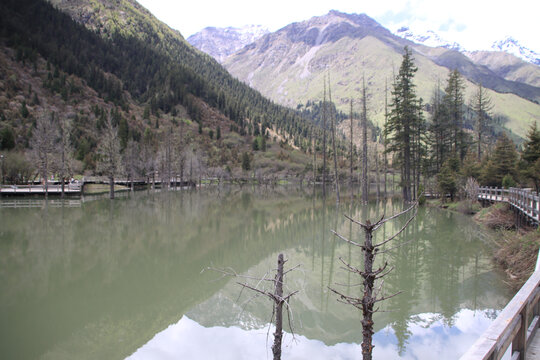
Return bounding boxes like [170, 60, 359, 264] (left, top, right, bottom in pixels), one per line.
[429, 199, 539, 288]
[474, 203, 540, 288]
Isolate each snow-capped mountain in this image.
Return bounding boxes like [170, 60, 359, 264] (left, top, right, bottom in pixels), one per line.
[491, 37, 540, 66]
[394, 26, 463, 51]
[187, 25, 269, 63]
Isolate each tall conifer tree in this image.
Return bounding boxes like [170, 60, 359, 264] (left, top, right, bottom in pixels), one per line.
[385, 47, 421, 202]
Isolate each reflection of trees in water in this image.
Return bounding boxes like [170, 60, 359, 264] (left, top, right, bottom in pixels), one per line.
[0, 190, 511, 359]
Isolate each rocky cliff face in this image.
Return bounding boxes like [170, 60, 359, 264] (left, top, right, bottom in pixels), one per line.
[187, 25, 268, 62]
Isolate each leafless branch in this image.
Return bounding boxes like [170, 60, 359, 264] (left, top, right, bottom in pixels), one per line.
[331, 230, 366, 249]
[372, 201, 417, 231]
[377, 237, 417, 254]
[373, 290, 403, 303]
[374, 206, 418, 248]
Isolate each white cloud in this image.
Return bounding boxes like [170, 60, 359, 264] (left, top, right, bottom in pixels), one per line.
[137, 0, 540, 52]
[127, 309, 505, 360]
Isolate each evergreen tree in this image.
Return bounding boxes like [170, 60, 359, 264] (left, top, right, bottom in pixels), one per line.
[437, 158, 458, 201]
[521, 122, 540, 192]
[118, 116, 129, 150]
[20, 101, 29, 118]
[385, 47, 421, 202]
[428, 80, 452, 174]
[480, 133, 518, 187]
[241, 151, 251, 171]
[472, 83, 493, 160]
[444, 70, 467, 161]
[0, 126, 16, 150]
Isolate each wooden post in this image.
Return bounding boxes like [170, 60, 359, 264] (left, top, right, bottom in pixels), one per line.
[512, 303, 530, 360]
[272, 254, 284, 360]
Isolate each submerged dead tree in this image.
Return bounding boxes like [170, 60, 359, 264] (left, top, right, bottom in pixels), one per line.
[330, 202, 418, 360]
[328, 74, 340, 202]
[361, 76, 369, 203]
[208, 253, 299, 360]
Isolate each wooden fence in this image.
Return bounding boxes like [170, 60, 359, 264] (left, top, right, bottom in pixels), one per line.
[462, 187, 540, 359]
[460, 264, 540, 360]
[478, 187, 540, 224]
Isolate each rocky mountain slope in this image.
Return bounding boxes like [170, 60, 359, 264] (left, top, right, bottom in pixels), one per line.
[221, 10, 539, 138]
[187, 25, 269, 63]
[491, 37, 540, 66]
[0, 0, 318, 178]
[392, 27, 540, 88]
[465, 50, 540, 88]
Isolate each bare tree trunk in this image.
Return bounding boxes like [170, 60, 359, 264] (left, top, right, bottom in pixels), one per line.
[328, 75, 340, 202]
[210, 253, 298, 360]
[61, 149, 65, 199]
[44, 170, 48, 200]
[361, 222, 375, 360]
[375, 148, 380, 200]
[361, 77, 368, 203]
[322, 79, 327, 197]
[109, 176, 114, 199]
[330, 203, 418, 360]
[312, 126, 316, 185]
[272, 254, 284, 360]
[349, 99, 354, 191]
[384, 79, 388, 198]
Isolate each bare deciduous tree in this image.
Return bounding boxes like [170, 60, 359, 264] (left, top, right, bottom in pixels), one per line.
[97, 116, 122, 199]
[330, 202, 418, 360]
[208, 253, 299, 360]
[57, 115, 73, 198]
[123, 139, 141, 191]
[30, 113, 57, 199]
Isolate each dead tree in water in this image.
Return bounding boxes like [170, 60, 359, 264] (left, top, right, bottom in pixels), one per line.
[328, 73, 340, 202]
[361, 76, 369, 203]
[208, 253, 299, 360]
[330, 202, 418, 360]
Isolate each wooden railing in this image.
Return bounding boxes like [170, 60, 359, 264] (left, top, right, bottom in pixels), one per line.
[478, 187, 540, 224]
[461, 260, 540, 360]
[462, 187, 540, 359]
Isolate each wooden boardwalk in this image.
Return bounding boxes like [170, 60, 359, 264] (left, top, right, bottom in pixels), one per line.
[478, 187, 540, 224]
[462, 188, 540, 360]
[0, 184, 82, 196]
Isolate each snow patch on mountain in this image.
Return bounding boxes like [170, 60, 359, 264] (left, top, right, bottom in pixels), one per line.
[187, 25, 269, 62]
[491, 37, 540, 66]
[394, 26, 463, 51]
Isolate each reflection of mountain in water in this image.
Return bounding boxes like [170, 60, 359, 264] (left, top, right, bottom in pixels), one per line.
[188, 199, 511, 350]
[0, 188, 513, 359]
[129, 309, 501, 360]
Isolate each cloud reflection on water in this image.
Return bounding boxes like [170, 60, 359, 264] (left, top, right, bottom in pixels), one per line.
[127, 308, 498, 360]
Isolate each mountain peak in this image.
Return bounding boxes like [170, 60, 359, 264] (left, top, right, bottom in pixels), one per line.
[279, 11, 390, 47]
[187, 25, 269, 62]
[491, 37, 540, 66]
[394, 27, 463, 51]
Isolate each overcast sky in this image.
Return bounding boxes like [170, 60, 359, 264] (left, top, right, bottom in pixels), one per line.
[137, 0, 539, 52]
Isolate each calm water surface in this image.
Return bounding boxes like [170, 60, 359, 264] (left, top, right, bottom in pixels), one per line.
[0, 187, 513, 359]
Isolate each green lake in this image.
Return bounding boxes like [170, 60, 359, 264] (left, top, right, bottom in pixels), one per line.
[0, 187, 514, 359]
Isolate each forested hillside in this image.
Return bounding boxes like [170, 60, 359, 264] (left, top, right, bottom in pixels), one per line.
[0, 0, 321, 181]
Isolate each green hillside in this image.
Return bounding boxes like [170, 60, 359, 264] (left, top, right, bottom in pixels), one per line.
[224, 11, 540, 140]
[0, 0, 319, 179]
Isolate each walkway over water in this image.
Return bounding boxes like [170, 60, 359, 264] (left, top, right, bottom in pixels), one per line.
[478, 187, 540, 224]
[462, 187, 540, 360]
